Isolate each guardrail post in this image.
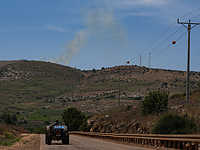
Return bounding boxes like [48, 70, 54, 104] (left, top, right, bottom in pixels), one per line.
[195, 142, 198, 150]
[189, 141, 192, 150]
[168, 140, 171, 148]
[164, 140, 167, 147]
[177, 141, 180, 149]
[146, 139, 149, 145]
[156, 140, 158, 147]
[173, 141, 176, 148]
[152, 139, 155, 146]
[159, 140, 162, 147]
[148, 139, 150, 145]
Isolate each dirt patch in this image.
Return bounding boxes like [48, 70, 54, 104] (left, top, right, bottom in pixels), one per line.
[0, 134, 40, 150]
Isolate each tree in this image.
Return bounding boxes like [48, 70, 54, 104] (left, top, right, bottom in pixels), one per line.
[141, 91, 169, 115]
[61, 107, 85, 131]
[4, 114, 16, 125]
[152, 114, 197, 134]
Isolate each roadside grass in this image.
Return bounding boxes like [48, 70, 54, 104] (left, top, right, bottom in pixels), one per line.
[0, 137, 21, 146]
[0, 124, 28, 146]
[0, 124, 28, 135]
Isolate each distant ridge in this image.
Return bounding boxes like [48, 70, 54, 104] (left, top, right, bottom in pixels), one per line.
[0, 60, 24, 68]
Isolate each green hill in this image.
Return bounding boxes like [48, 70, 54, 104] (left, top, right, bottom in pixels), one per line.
[0, 60, 83, 115]
[0, 60, 199, 131]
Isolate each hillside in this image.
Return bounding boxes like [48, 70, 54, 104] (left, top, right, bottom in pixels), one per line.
[88, 90, 200, 134]
[0, 60, 199, 130]
[0, 60, 84, 121]
[72, 65, 199, 113]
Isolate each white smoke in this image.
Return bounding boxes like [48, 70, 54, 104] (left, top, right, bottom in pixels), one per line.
[54, 30, 90, 64]
[54, 2, 125, 65]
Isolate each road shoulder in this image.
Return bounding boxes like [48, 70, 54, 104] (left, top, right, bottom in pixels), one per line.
[0, 134, 40, 150]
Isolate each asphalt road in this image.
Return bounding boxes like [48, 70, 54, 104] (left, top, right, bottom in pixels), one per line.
[40, 134, 154, 150]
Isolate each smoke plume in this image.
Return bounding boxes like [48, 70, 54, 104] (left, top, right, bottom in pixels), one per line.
[54, 2, 125, 65]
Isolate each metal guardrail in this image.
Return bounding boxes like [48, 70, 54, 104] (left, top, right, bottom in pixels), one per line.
[70, 131, 200, 150]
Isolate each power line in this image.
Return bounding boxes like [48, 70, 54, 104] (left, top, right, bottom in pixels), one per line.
[143, 30, 187, 66]
[129, 21, 176, 62]
[179, 7, 200, 19]
[151, 45, 172, 62]
[151, 30, 187, 60]
[140, 26, 183, 63]
[190, 14, 200, 20]
[149, 26, 183, 53]
[128, 7, 200, 66]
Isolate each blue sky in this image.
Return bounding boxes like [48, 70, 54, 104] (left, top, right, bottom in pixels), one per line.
[0, 0, 200, 71]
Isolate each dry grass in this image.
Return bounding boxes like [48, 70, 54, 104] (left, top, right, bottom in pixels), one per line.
[92, 90, 200, 134]
[0, 124, 29, 146]
[0, 124, 28, 136]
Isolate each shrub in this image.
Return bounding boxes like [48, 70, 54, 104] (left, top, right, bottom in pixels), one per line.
[127, 105, 131, 111]
[79, 115, 92, 132]
[141, 91, 169, 115]
[162, 82, 168, 86]
[62, 107, 85, 131]
[152, 114, 197, 134]
[4, 114, 16, 125]
[3, 132, 14, 138]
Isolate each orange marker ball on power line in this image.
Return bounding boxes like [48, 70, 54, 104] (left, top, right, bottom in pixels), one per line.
[127, 61, 130, 64]
[172, 41, 176, 44]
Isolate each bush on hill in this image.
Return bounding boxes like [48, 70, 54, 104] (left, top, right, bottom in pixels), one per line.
[152, 113, 197, 134]
[62, 107, 91, 131]
[141, 91, 169, 115]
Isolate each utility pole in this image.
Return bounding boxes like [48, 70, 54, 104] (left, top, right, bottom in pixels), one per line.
[140, 55, 142, 66]
[118, 67, 120, 107]
[177, 19, 200, 103]
[149, 53, 151, 68]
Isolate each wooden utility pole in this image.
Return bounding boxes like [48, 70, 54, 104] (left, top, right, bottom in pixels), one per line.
[118, 67, 120, 107]
[177, 19, 200, 103]
[149, 53, 151, 68]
